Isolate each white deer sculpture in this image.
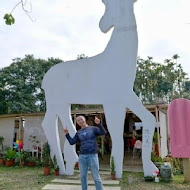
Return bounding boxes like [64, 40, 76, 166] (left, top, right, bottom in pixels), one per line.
[42, 0, 158, 178]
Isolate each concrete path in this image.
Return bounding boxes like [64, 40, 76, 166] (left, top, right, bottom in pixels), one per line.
[42, 184, 120, 190]
[42, 170, 121, 190]
[51, 178, 119, 185]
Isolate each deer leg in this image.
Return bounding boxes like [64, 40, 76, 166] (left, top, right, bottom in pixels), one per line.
[57, 104, 78, 175]
[126, 92, 159, 176]
[42, 110, 66, 174]
[103, 103, 126, 178]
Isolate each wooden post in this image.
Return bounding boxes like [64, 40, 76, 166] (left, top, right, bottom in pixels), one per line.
[183, 158, 190, 182]
[74, 113, 77, 127]
[100, 113, 104, 156]
[18, 116, 21, 140]
[41, 142, 43, 162]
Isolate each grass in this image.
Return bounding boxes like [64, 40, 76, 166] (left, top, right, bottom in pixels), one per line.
[120, 171, 190, 190]
[0, 166, 190, 190]
[0, 166, 55, 190]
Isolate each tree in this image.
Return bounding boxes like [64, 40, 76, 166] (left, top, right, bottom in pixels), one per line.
[0, 89, 8, 114]
[134, 55, 190, 104]
[0, 55, 62, 114]
[77, 54, 88, 59]
[0, 54, 189, 114]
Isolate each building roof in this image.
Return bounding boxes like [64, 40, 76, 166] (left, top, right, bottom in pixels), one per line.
[0, 103, 168, 119]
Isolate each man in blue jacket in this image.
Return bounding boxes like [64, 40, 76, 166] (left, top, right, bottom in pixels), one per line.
[64, 115, 107, 190]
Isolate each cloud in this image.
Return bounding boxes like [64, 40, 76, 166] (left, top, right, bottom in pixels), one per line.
[0, 0, 190, 77]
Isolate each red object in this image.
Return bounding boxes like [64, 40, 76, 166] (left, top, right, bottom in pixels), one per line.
[43, 167, 51, 176]
[131, 139, 137, 147]
[55, 170, 59, 176]
[27, 162, 35, 167]
[126, 139, 133, 151]
[155, 144, 159, 156]
[6, 160, 15, 167]
[111, 174, 116, 180]
[19, 140, 23, 149]
[75, 162, 79, 168]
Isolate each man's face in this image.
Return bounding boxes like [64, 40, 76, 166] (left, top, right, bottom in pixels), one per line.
[76, 116, 87, 128]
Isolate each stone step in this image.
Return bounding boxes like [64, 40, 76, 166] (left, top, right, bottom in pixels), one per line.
[51, 178, 120, 185]
[74, 170, 111, 175]
[42, 184, 120, 190]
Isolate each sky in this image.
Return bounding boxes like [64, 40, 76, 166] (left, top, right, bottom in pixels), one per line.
[1, 0, 190, 76]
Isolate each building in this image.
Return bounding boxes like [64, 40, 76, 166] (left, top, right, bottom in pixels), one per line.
[0, 103, 168, 158]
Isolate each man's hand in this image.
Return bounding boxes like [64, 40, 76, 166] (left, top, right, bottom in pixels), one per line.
[64, 126, 69, 135]
[94, 116, 100, 125]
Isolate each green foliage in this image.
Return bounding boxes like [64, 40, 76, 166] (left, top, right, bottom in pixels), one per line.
[4, 148, 16, 160]
[0, 167, 188, 189]
[4, 0, 35, 26]
[153, 132, 158, 144]
[77, 54, 88, 59]
[134, 55, 190, 104]
[144, 176, 154, 181]
[0, 53, 189, 114]
[42, 142, 51, 167]
[53, 155, 59, 170]
[151, 151, 163, 163]
[4, 14, 15, 25]
[110, 156, 116, 175]
[0, 90, 8, 114]
[163, 156, 183, 175]
[0, 55, 62, 114]
[20, 150, 30, 162]
[26, 156, 38, 163]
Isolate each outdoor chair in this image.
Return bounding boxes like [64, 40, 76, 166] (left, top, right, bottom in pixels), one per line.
[132, 140, 142, 161]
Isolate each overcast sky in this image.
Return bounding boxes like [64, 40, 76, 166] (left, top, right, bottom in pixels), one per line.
[1, 0, 190, 76]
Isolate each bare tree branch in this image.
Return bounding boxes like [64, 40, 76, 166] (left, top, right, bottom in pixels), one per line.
[21, 0, 35, 22]
[10, 1, 22, 14]
[4, 0, 35, 25]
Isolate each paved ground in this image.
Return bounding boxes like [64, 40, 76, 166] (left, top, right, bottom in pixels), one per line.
[51, 178, 120, 185]
[42, 184, 120, 190]
[42, 170, 120, 190]
[99, 152, 143, 173]
[42, 152, 142, 190]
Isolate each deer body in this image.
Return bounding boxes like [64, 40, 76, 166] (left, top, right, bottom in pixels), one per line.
[42, 0, 158, 178]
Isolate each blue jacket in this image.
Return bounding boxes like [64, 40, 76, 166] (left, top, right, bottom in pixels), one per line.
[66, 124, 107, 154]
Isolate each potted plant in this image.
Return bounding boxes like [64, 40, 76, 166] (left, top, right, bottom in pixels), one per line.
[75, 162, 79, 169]
[151, 151, 163, 169]
[53, 155, 59, 176]
[0, 153, 5, 165]
[26, 156, 38, 167]
[42, 142, 51, 176]
[20, 150, 30, 166]
[4, 148, 16, 167]
[110, 156, 116, 180]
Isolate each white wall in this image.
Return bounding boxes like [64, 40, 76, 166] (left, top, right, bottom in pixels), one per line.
[24, 116, 47, 151]
[0, 118, 15, 148]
